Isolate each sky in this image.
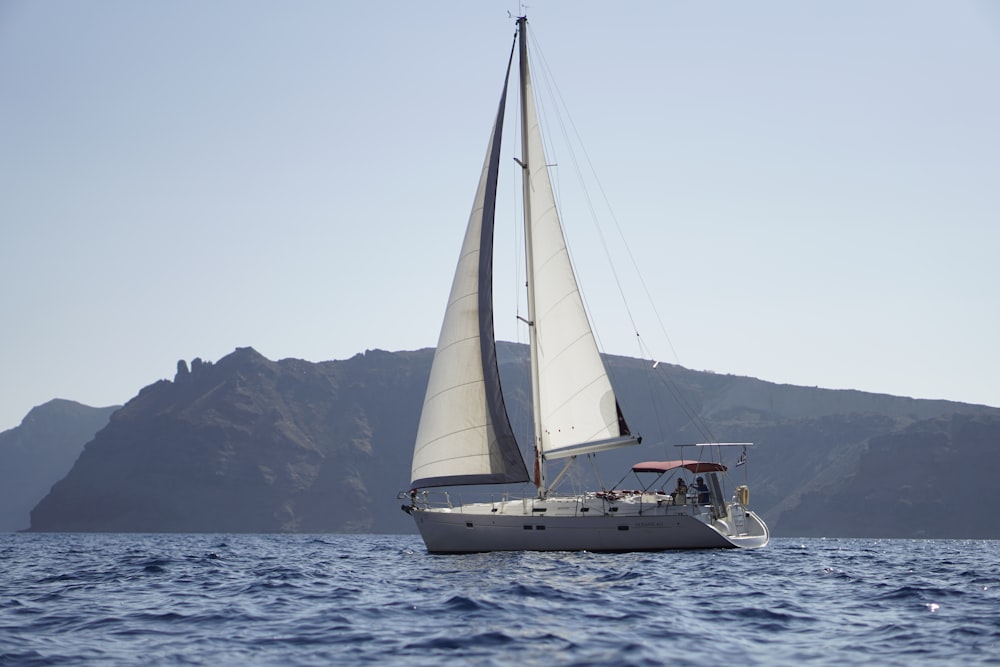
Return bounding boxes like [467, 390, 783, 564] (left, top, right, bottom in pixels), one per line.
[1, 1, 998, 432]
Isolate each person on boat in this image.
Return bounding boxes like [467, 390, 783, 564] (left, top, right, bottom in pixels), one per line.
[671, 478, 688, 503]
[693, 477, 710, 504]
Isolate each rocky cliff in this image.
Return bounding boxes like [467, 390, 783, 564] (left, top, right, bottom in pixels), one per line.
[776, 412, 1000, 538]
[30, 347, 429, 533]
[24, 345, 1000, 537]
[0, 399, 119, 531]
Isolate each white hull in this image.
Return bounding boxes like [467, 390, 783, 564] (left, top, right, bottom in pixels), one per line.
[406, 493, 769, 553]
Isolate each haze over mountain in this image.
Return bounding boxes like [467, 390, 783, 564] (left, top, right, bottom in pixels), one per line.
[17, 346, 1000, 538]
[0, 399, 120, 531]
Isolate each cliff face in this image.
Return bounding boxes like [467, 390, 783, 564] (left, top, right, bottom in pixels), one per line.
[775, 413, 1000, 538]
[0, 399, 119, 531]
[30, 347, 430, 533]
[23, 344, 1000, 537]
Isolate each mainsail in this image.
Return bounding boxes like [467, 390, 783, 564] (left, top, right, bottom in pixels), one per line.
[517, 19, 638, 462]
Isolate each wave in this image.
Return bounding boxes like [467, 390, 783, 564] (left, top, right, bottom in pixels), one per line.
[1, 534, 998, 666]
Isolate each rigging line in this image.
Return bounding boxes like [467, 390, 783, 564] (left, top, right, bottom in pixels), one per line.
[525, 27, 680, 373]
[639, 353, 674, 453]
[521, 29, 630, 408]
[540, 36, 679, 366]
[528, 35, 677, 445]
[587, 452, 608, 493]
[631, 317, 720, 445]
[527, 29, 684, 450]
[525, 28, 726, 450]
[561, 109, 682, 367]
[525, 26, 721, 448]
[631, 340, 716, 445]
[526, 31, 639, 352]
[523, 37, 641, 427]
[653, 366, 718, 444]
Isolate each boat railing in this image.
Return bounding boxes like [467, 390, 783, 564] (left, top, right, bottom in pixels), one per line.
[400, 489, 520, 513]
[400, 489, 454, 510]
[728, 502, 749, 534]
[598, 490, 721, 519]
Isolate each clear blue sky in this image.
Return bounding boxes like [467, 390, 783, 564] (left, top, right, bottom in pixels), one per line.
[2, 1, 998, 431]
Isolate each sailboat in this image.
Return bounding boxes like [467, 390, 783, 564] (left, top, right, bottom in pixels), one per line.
[401, 17, 769, 553]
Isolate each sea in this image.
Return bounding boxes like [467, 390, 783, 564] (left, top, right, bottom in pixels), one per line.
[1, 534, 997, 666]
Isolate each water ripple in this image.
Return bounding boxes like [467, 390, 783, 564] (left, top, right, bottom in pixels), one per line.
[1, 534, 999, 666]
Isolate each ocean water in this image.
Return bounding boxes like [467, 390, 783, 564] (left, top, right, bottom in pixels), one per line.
[1, 534, 997, 666]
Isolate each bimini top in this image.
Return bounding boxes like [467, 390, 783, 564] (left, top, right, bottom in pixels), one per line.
[632, 460, 728, 474]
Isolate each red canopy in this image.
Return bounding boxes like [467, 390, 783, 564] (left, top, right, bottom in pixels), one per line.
[632, 460, 728, 474]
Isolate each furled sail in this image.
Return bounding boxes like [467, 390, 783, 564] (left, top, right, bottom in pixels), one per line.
[410, 43, 530, 489]
[518, 20, 638, 461]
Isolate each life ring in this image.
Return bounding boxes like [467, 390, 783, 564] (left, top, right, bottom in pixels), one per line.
[736, 485, 750, 507]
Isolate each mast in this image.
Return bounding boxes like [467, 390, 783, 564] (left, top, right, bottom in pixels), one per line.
[517, 17, 546, 498]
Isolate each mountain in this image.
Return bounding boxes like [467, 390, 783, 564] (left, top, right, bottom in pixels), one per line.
[25, 345, 1000, 537]
[0, 399, 119, 531]
[30, 348, 429, 533]
[776, 412, 1000, 538]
